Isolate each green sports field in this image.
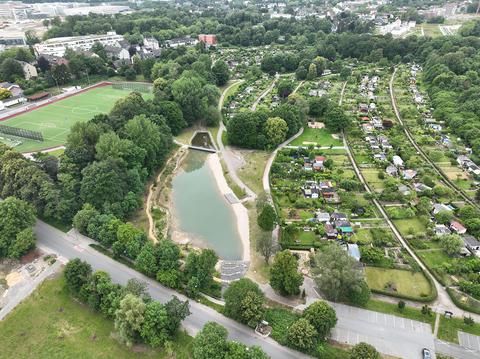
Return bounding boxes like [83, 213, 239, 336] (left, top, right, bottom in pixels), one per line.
[0, 85, 152, 152]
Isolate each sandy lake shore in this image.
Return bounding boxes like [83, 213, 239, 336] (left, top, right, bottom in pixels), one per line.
[206, 153, 251, 262]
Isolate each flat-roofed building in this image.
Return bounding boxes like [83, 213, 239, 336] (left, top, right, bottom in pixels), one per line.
[34, 31, 124, 57]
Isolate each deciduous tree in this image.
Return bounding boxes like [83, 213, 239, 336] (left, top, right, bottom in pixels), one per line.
[140, 301, 169, 347]
[193, 322, 229, 359]
[313, 244, 370, 304]
[64, 258, 92, 294]
[257, 204, 276, 231]
[264, 117, 288, 148]
[302, 301, 337, 340]
[114, 293, 145, 347]
[256, 231, 274, 263]
[440, 234, 463, 257]
[270, 250, 303, 296]
[0, 197, 36, 258]
[350, 342, 381, 359]
[212, 60, 230, 86]
[287, 318, 317, 350]
[224, 278, 265, 328]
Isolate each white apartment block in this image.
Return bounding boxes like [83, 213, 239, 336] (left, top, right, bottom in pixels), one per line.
[34, 31, 124, 57]
[378, 19, 416, 36]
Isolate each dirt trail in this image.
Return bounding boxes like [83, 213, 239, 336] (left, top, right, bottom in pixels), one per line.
[146, 147, 187, 242]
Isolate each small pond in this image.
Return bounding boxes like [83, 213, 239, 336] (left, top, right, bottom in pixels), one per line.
[171, 150, 243, 260]
[191, 131, 214, 149]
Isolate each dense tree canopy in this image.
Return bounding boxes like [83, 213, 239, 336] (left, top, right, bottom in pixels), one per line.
[0, 197, 36, 258]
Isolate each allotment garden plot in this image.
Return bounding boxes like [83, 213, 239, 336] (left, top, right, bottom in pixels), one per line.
[271, 146, 385, 248]
[342, 63, 480, 306]
[393, 65, 479, 199]
[0, 85, 152, 152]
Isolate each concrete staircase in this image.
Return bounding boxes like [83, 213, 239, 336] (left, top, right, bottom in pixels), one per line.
[220, 260, 249, 282]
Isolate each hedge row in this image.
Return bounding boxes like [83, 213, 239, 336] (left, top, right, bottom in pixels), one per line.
[446, 287, 480, 315]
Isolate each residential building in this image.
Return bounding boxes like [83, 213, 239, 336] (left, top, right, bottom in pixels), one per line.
[330, 212, 347, 222]
[374, 153, 387, 161]
[398, 184, 410, 196]
[433, 203, 454, 215]
[402, 169, 417, 180]
[450, 221, 467, 235]
[198, 34, 217, 47]
[34, 31, 125, 57]
[414, 183, 432, 192]
[143, 37, 160, 51]
[325, 223, 338, 239]
[434, 224, 451, 236]
[463, 235, 480, 252]
[392, 155, 404, 168]
[18, 61, 37, 80]
[315, 212, 331, 223]
[0, 82, 26, 110]
[105, 45, 130, 61]
[164, 37, 198, 48]
[386, 165, 398, 177]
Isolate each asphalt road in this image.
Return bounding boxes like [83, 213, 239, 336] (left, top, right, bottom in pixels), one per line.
[36, 220, 439, 359]
[34, 220, 308, 359]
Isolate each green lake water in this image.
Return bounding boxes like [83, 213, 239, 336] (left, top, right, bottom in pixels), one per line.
[171, 151, 243, 260]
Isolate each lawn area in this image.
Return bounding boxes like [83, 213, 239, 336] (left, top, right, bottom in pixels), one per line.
[297, 230, 318, 246]
[393, 218, 426, 237]
[236, 150, 269, 194]
[416, 249, 453, 285]
[245, 201, 271, 283]
[438, 315, 480, 344]
[352, 228, 373, 244]
[47, 148, 65, 157]
[0, 275, 193, 359]
[454, 179, 474, 190]
[364, 299, 435, 327]
[361, 168, 385, 191]
[222, 80, 243, 104]
[289, 127, 343, 147]
[421, 23, 443, 37]
[2, 85, 152, 152]
[365, 267, 433, 299]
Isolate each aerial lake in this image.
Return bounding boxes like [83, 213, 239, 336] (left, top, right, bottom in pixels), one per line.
[171, 150, 243, 260]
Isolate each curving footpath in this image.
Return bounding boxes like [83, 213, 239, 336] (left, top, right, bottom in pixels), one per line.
[217, 80, 257, 200]
[250, 74, 279, 111]
[389, 68, 479, 210]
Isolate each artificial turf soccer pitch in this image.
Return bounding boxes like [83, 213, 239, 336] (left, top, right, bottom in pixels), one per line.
[0, 85, 152, 153]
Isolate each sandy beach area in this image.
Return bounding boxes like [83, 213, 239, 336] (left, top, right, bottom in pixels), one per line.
[206, 153, 251, 261]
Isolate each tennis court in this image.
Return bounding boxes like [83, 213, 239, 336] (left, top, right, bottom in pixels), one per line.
[0, 84, 152, 152]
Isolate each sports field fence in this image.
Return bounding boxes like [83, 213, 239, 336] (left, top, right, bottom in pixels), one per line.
[0, 124, 44, 141]
[111, 82, 153, 93]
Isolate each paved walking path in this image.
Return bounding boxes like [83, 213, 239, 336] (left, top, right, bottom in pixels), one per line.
[250, 74, 279, 111]
[22, 145, 66, 158]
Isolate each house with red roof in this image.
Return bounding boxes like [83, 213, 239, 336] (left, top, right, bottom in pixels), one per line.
[450, 221, 467, 235]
